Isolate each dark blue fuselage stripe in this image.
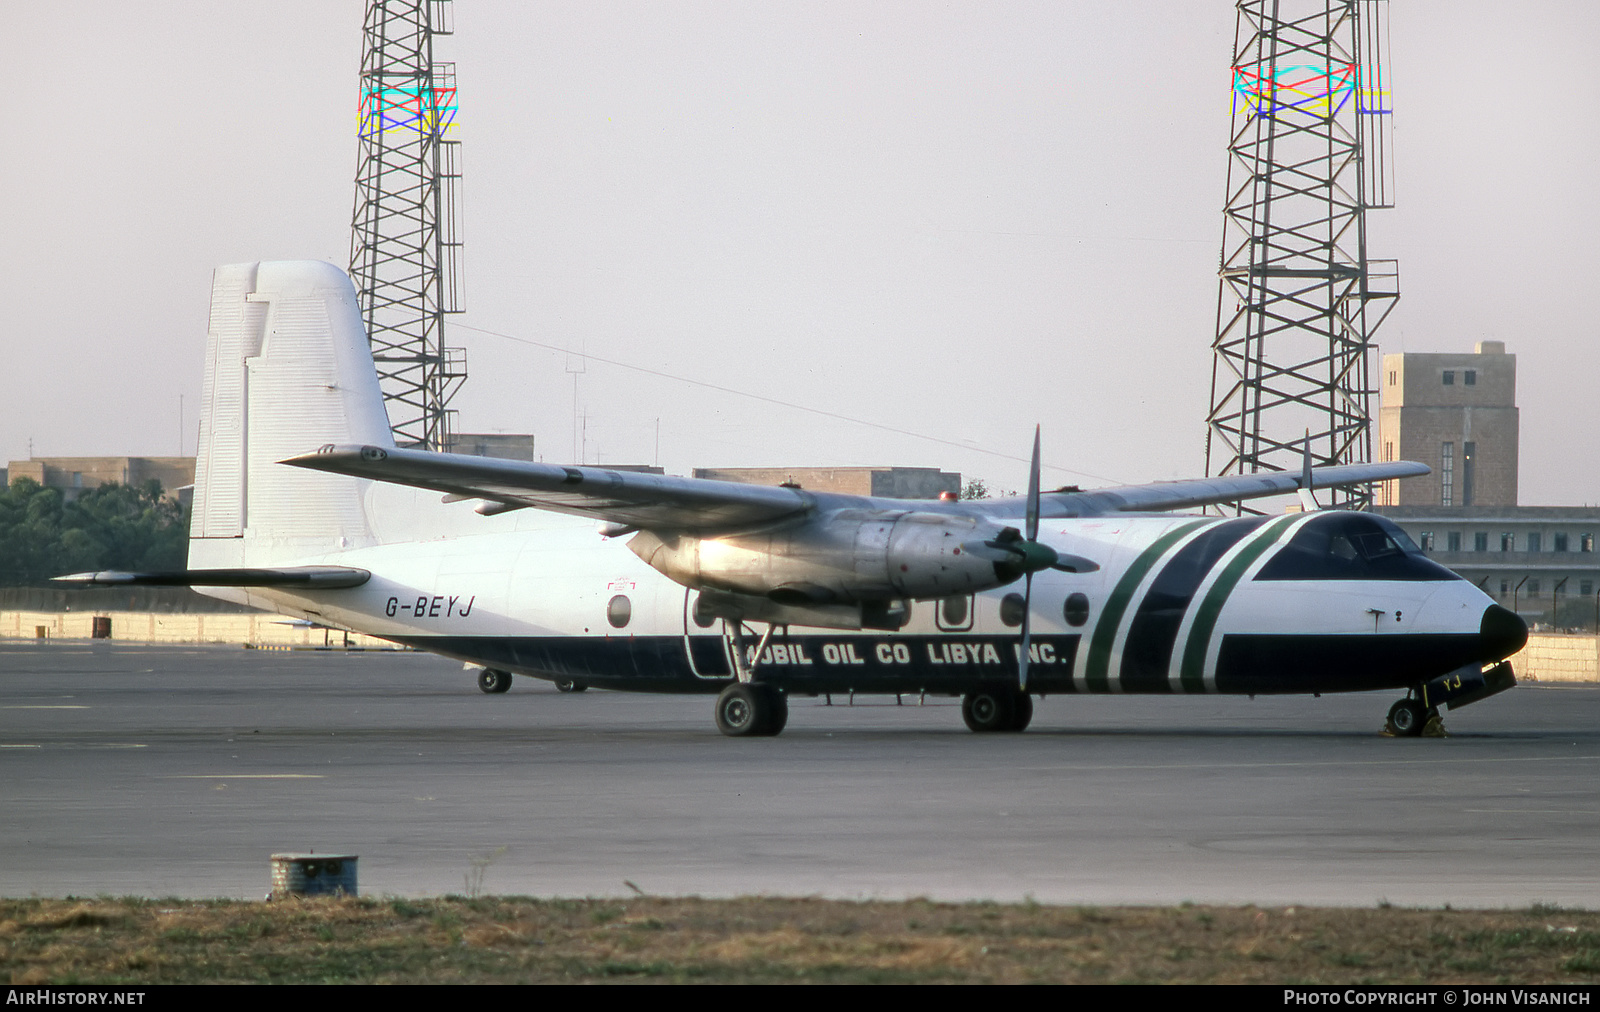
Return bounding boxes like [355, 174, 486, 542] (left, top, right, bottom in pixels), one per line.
[1117, 517, 1269, 690]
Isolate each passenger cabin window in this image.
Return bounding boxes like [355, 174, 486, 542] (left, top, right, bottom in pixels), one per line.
[1255, 514, 1457, 582]
[607, 594, 632, 629]
[999, 593, 1026, 627]
[1063, 593, 1091, 627]
[937, 595, 972, 631]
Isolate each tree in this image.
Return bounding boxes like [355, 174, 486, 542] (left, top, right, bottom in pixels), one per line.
[0, 479, 189, 585]
[961, 479, 989, 500]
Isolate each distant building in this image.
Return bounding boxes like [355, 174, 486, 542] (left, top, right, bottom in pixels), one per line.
[1372, 340, 1600, 627]
[1376, 341, 1518, 508]
[447, 433, 537, 461]
[5, 457, 195, 504]
[693, 466, 960, 500]
[1377, 506, 1600, 629]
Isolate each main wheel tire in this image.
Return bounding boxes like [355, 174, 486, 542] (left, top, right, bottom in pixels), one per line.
[1010, 691, 1034, 732]
[477, 669, 512, 694]
[715, 683, 785, 737]
[962, 689, 1019, 733]
[554, 679, 588, 693]
[1387, 698, 1427, 737]
[765, 689, 789, 735]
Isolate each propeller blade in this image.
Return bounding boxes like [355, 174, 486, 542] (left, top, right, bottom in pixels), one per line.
[1025, 425, 1041, 543]
[1018, 571, 1033, 691]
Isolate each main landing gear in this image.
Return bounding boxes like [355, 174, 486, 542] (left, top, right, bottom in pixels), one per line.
[962, 688, 1034, 733]
[1385, 696, 1438, 738]
[554, 679, 588, 693]
[477, 668, 512, 694]
[714, 682, 789, 737]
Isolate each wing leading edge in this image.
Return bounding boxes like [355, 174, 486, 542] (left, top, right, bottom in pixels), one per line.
[1047, 461, 1432, 517]
[286, 445, 813, 533]
[285, 444, 1429, 532]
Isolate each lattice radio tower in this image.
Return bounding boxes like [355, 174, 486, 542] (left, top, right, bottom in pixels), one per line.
[350, 0, 465, 450]
[1204, 0, 1398, 510]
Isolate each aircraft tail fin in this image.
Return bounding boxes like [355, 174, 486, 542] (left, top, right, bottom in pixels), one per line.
[189, 261, 394, 568]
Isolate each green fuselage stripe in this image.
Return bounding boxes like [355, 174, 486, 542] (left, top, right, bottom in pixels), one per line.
[1177, 513, 1304, 692]
[1084, 520, 1209, 691]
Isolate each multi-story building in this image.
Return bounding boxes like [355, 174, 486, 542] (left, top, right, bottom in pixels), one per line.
[1376, 340, 1518, 508]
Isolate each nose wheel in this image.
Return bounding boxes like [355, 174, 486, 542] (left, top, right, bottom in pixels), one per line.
[1386, 697, 1436, 737]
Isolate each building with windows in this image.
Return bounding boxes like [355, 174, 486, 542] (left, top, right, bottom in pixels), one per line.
[5, 457, 196, 504]
[1373, 341, 1600, 627]
[1374, 505, 1600, 628]
[1376, 341, 1517, 508]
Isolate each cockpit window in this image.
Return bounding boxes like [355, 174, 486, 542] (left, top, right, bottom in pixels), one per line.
[1255, 514, 1457, 582]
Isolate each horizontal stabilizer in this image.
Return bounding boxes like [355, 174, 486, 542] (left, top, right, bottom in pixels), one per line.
[52, 567, 371, 589]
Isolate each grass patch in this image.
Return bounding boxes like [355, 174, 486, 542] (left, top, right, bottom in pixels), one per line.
[3, 896, 1600, 984]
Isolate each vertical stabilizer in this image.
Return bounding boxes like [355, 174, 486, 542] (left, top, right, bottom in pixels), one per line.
[190, 261, 394, 567]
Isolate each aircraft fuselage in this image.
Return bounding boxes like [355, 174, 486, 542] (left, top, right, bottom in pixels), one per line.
[231, 508, 1522, 699]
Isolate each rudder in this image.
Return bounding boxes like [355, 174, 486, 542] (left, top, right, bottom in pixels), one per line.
[190, 261, 394, 566]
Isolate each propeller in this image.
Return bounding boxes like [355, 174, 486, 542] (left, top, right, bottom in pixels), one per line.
[962, 428, 1097, 689]
[1017, 427, 1043, 691]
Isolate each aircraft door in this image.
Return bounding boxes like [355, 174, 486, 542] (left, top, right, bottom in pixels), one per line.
[683, 588, 734, 678]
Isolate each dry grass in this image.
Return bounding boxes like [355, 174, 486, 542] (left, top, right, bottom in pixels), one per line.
[4, 896, 1600, 984]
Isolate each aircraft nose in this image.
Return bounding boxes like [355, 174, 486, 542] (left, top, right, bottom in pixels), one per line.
[1479, 604, 1528, 660]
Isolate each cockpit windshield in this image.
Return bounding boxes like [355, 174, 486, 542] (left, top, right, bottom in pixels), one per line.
[1255, 514, 1456, 583]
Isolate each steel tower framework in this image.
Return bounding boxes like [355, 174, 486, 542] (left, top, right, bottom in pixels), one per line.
[350, 0, 465, 450]
[1204, 0, 1397, 510]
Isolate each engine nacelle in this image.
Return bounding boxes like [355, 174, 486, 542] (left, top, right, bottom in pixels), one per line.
[627, 508, 1018, 605]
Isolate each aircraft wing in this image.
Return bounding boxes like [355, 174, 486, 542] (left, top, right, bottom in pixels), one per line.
[286, 445, 812, 533]
[288, 444, 1426, 530]
[1050, 461, 1431, 516]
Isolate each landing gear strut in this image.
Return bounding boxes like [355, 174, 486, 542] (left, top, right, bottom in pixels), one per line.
[962, 688, 1033, 733]
[715, 682, 788, 737]
[477, 668, 512, 694]
[1386, 697, 1435, 737]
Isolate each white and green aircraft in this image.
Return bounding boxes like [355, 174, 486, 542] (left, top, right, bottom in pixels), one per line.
[60, 261, 1527, 737]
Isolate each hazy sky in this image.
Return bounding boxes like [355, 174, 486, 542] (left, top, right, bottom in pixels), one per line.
[5, 2, 1598, 503]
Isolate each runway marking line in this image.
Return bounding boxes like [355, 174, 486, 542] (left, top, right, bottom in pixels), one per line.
[0, 744, 43, 748]
[169, 774, 325, 779]
[2, 705, 89, 709]
[1011, 754, 1600, 773]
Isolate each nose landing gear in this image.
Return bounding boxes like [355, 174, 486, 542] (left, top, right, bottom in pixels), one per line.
[1385, 697, 1436, 737]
